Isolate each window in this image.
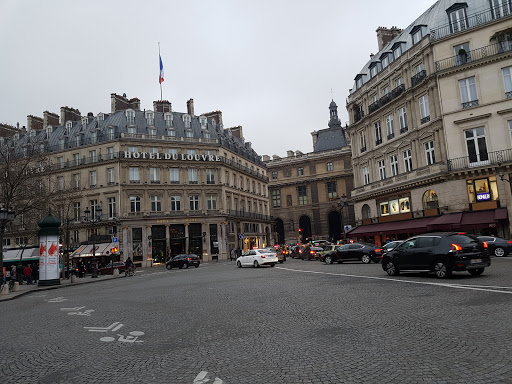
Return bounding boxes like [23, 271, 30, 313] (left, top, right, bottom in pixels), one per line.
[73, 173, 80, 189]
[89, 170, 97, 187]
[207, 196, 217, 210]
[449, 6, 468, 32]
[74, 135, 81, 147]
[189, 195, 199, 211]
[419, 94, 430, 123]
[148, 147, 158, 154]
[167, 129, 176, 137]
[286, 195, 292, 207]
[415, 63, 424, 74]
[57, 176, 64, 191]
[378, 160, 386, 180]
[89, 200, 98, 218]
[370, 64, 378, 78]
[383, 85, 390, 95]
[422, 190, 439, 210]
[492, 0, 512, 18]
[151, 196, 162, 212]
[390, 155, 399, 176]
[393, 45, 402, 60]
[327, 181, 337, 199]
[509, 120, 512, 143]
[107, 127, 115, 140]
[183, 115, 191, 128]
[164, 113, 173, 128]
[272, 171, 278, 180]
[425, 141, 435, 165]
[73, 202, 81, 221]
[398, 107, 408, 132]
[128, 146, 138, 153]
[297, 167, 304, 176]
[185, 130, 193, 138]
[129, 167, 140, 183]
[188, 168, 198, 184]
[56, 156, 64, 168]
[150, 167, 160, 184]
[90, 131, 97, 144]
[502, 66, 512, 98]
[58, 138, 65, 150]
[395, 77, 403, 87]
[459, 77, 478, 108]
[187, 149, 196, 156]
[108, 197, 116, 218]
[386, 114, 394, 139]
[327, 162, 334, 171]
[454, 42, 471, 65]
[199, 116, 207, 129]
[89, 150, 97, 162]
[130, 196, 141, 212]
[360, 130, 367, 152]
[465, 127, 489, 166]
[171, 196, 181, 211]
[298, 186, 308, 205]
[66, 121, 72, 132]
[375, 121, 382, 145]
[107, 168, 115, 185]
[170, 168, 179, 183]
[371, 94, 378, 104]
[403, 149, 413, 172]
[145, 111, 154, 126]
[382, 55, 389, 68]
[467, 176, 499, 203]
[206, 169, 215, 184]
[412, 28, 422, 44]
[127, 126, 136, 134]
[362, 166, 370, 185]
[362, 204, 372, 219]
[272, 189, 281, 208]
[126, 110, 135, 124]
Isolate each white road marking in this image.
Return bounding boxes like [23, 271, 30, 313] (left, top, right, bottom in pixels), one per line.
[84, 322, 124, 332]
[276, 266, 512, 294]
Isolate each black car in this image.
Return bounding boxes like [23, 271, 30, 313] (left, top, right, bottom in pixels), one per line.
[477, 236, 512, 257]
[320, 243, 383, 264]
[166, 254, 200, 269]
[381, 233, 490, 279]
[382, 241, 403, 253]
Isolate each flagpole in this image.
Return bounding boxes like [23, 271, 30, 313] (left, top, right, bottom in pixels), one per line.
[159, 42, 162, 101]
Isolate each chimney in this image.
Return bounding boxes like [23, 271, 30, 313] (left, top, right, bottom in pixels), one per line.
[153, 100, 172, 113]
[272, 155, 281, 160]
[287, 150, 294, 157]
[376, 26, 402, 51]
[229, 126, 243, 139]
[110, 93, 140, 113]
[311, 131, 319, 146]
[0, 123, 19, 138]
[43, 111, 60, 129]
[60, 106, 81, 125]
[203, 110, 223, 129]
[187, 98, 195, 116]
[262, 155, 271, 162]
[27, 115, 44, 131]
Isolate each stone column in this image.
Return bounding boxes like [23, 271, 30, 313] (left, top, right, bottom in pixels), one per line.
[184, 223, 189, 253]
[203, 222, 211, 260]
[122, 226, 131, 260]
[165, 224, 170, 260]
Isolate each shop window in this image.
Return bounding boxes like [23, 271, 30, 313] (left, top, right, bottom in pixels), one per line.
[422, 190, 439, 210]
[362, 204, 371, 219]
[467, 176, 498, 203]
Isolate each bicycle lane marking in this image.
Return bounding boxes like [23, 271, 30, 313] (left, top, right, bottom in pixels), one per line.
[275, 266, 512, 294]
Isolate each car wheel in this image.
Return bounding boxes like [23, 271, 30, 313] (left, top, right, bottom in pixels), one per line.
[325, 256, 333, 265]
[270, 263, 275, 267]
[384, 260, 400, 276]
[494, 247, 505, 257]
[253, 260, 259, 268]
[237, 261, 242, 268]
[183, 262, 189, 269]
[469, 268, 484, 276]
[361, 254, 371, 264]
[278, 260, 284, 263]
[434, 261, 452, 279]
[166, 264, 172, 270]
[194, 265, 199, 268]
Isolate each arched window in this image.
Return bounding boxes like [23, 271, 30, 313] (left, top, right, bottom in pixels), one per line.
[362, 204, 371, 219]
[423, 190, 439, 210]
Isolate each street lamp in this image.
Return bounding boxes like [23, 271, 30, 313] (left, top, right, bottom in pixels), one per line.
[84, 205, 102, 278]
[0, 207, 15, 286]
[337, 194, 347, 243]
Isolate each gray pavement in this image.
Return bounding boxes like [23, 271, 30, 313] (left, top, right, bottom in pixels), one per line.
[2, 258, 512, 383]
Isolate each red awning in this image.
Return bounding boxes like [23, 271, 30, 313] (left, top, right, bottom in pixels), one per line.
[426, 213, 463, 231]
[459, 210, 498, 230]
[346, 217, 436, 237]
[495, 208, 508, 220]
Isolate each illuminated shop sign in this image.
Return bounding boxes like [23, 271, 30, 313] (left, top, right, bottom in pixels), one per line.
[476, 192, 491, 201]
[124, 152, 221, 162]
[380, 197, 410, 216]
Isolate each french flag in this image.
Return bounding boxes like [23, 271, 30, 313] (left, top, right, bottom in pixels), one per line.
[159, 54, 164, 84]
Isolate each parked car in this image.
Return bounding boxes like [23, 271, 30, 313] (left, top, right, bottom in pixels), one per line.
[290, 245, 306, 259]
[381, 232, 490, 279]
[302, 246, 324, 260]
[98, 261, 126, 275]
[317, 244, 337, 259]
[382, 241, 403, 254]
[320, 243, 383, 264]
[477, 236, 512, 257]
[236, 249, 278, 268]
[166, 254, 200, 269]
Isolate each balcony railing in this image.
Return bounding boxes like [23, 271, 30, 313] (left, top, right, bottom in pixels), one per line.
[375, 138, 382, 146]
[387, 133, 395, 140]
[411, 70, 427, 87]
[462, 100, 479, 109]
[227, 209, 271, 221]
[400, 127, 408, 134]
[430, 4, 512, 42]
[360, 146, 367, 153]
[435, 40, 512, 72]
[506, 91, 512, 99]
[368, 84, 405, 115]
[447, 148, 512, 171]
[420, 116, 430, 125]
[354, 110, 364, 123]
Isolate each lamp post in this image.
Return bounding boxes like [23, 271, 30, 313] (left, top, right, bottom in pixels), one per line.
[337, 194, 347, 243]
[84, 206, 102, 278]
[0, 207, 16, 286]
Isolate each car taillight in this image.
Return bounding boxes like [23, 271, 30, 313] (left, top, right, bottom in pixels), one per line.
[508, 241, 512, 244]
[299, 250, 302, 253]
[451, 243, 462, 251]
[187, 258, 191, 261]
[282, 251, 285, 254]
[482, 242, 488, 248]
[261, 255, 266, 258]
[375, 248, 382, 252]
[310, 251, 315, 254]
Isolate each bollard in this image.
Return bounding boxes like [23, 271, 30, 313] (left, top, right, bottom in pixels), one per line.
[70, 275, 77, 283]
[0, 284, 9, 295]
[113, 268, 119, 276]
[13, 282, 20, 292]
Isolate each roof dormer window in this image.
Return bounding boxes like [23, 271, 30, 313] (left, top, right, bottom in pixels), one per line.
[66, 121, 73, 131]
[167, 128, 176, 137]
[14, 133, 19, 141]
[164, 112, 173, 128]
[81, 117, 88, 130]
[210, 118, 216, 128]
[369, 62, 379, 78]
[126, 109, 135, 124]
[148, 126, 156, 135]
[410, 25, 427, 45]
[145, 111, 154, 126]
[46, 126, 52, 139]
[74, 134, 81, 147]
[185, 130, 193, 138]
[199, 116, 207, 129]
[446, 3, 468, 33]
[183, 114, 191, 128]
[392, 41, 406, 60]
[97, 113, 104, 121]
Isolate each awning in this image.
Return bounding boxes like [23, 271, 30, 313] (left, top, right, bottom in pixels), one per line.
[495, 208, 508, 220]
[459, 210, 501, 230]
[346, 217, 437, 237]
[426, 213, 463, 231]
[2, 247, 40, 262]
[71, 243, 115, 258]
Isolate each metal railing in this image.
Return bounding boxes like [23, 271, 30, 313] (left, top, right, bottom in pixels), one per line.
[462, 100, 479, 109]
[435, 40, 512, 72]
[354, 110, 364, 123]
[420, 116, 430, 125]
[400, 127, 408, 134]
[411, 70, 426, 87]
[447, 148, 512, 171]
[506, 91, 512, 99]
[227, 209, 271, 221]
[430, 4, 512, 42]
[368, 84, 405, 115]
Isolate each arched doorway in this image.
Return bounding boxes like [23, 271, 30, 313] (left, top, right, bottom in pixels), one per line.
[299, 215, 312, 243]
[328, 211, 342, 242]
[273, 218, 285, 245]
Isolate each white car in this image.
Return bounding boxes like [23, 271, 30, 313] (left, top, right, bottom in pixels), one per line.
[236, 249, 278, 268]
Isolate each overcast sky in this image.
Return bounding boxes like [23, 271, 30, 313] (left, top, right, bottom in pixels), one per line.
[1, 0, 436, 157]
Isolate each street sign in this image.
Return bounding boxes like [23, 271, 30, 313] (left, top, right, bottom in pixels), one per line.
[239, 234, 244, 240]
[112, 237, 118, 243]
[343, 225, 352, 232]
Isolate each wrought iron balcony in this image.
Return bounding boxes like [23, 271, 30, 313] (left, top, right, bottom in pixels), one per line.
[387, 133, 395, 140]
[435, 40, 512, 72]
[354, 110, 364, 123]
[368, 84, 405, 115]
[375, 138, 382, 146]
[420, 116, 430, 125]
[430, 4, 512, 42]
[411, 70, 427, 87]
[447, 148, 512, 171]
[360, 146, 367, 153]
[462, 100, 479, 109]
[400, 126, 408, 134]
[506, 91, 512, 99]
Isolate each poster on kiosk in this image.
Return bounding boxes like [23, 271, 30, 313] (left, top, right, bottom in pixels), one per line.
[39, 235, 59, 281]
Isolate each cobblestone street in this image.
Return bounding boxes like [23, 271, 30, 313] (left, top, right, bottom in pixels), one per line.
[2, 257, 512, 383]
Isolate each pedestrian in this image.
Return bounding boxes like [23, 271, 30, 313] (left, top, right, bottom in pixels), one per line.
[230, 249, 235, 261]
[24, 264, 33, 285]
[17, 264, 24, 285]
[10, 265, 17, 284]
[32, 264, 39, 284]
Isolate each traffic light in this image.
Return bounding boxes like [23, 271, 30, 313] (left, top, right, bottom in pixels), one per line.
[298, 228, 302, 233]
[111, 247, 118, 253]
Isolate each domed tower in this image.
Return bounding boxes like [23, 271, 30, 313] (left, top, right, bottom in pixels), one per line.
[328, 99, 342, 129]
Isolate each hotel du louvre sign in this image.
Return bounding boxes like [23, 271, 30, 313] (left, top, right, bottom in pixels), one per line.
[123, 151, 221, 162]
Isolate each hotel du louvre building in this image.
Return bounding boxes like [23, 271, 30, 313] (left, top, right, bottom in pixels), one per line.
[3, 93, 271, 266]
[345, 0, 512, 245]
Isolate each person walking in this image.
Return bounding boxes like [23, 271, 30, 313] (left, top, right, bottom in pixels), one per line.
[24, 264, 33, 285]
[17, 264, 24, 285]
[10, 265, 17, 284]
[32, 264, 39, 284]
